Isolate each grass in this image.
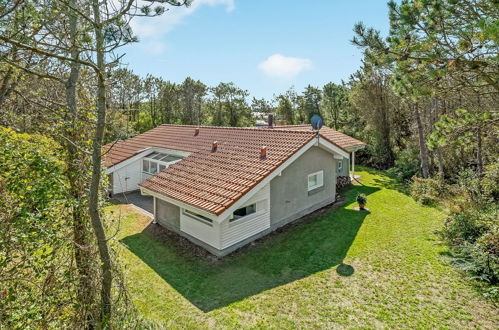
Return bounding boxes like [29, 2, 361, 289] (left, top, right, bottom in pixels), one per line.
[106, 167, 498, 329]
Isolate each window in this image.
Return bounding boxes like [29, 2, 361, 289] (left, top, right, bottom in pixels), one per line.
[142, 152, 184, 174]
[142, 159, 150, 172]
[231, 203, 256, 221]
[338, 160, 343, 173]
[183, 209, 213, 224]
[307, 170, 324, 191]
[150, 161, 158, 174]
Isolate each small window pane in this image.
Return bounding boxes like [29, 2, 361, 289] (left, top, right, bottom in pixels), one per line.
[184, 209, 213, 223]
[308, 175, 318, 188]
[143, 160, 150, 172]
[159, 164, 166, 171]
[153, 153, 166, 160]
[147, 152, 159, 159]
[232, 203, 256, 220]
[150, 161, 158, 174]
[163, 155, 182, 162]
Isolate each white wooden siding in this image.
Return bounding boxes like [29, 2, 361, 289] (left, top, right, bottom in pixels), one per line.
[180, 211, 221, 249]
[219, 183, 270, 249]
[112, 159, 143, 194]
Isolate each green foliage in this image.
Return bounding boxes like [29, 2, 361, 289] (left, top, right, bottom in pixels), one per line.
[0, 127, 75, 328]
[443, 208, 496, 246]
[413, 163, 499, 296]
[275, 94, 295, 124]
[133, 110, 155, 133]
[356, 193, 367, 205]
[410, 175, 447, 205]
[387, 148, 420, 182]
[302, 85, 322, 121]
[322, 82, 349, 130]
[354, 0, 499, 96]
[208, 82, 252, 127]
[442, 207, 498, 289]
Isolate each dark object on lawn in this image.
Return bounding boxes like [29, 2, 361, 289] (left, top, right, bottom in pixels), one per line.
[336, 176, 352, 190]
[356, 193, 367, 210]
[336, 263, 355, 276]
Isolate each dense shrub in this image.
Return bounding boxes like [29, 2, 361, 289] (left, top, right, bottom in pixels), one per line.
[387, 148, 420, 182]
[410, 175, 448, 205]
[422, 163, 499, 300]
[0, 127, 75, 328]
[442, 208, 495, 245]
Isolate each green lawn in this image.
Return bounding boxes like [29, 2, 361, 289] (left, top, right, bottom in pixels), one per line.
[107, 168, 498, 329]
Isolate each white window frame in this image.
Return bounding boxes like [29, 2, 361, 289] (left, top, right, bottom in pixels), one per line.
[307, 170, 324, 191]
[230, 203, 257, 222]
[182, 209, 213, 226]
[142, 152, 183, 175]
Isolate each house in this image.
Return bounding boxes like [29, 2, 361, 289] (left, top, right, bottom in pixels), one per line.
[104, 124, 365, 257]
[266, 125, 366, 182]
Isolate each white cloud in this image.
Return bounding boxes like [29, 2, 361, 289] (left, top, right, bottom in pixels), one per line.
[258, 54, 312, 79]
[129, 0, 235, 53]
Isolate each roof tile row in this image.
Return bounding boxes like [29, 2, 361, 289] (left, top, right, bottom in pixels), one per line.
[105, 124, 364, 215]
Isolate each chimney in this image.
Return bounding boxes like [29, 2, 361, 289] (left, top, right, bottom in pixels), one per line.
[211, 141, 218, 152]
[194, 127, 200, 136]
[268, 114, 274, 127]
[260, 146, 267, 159]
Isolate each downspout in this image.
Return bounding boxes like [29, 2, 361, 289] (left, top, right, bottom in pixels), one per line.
[153, 197, 157, 224]
[351, 151, 355, 180]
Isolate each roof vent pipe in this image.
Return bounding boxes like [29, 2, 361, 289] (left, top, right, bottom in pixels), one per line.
[268, 114, 274, 127]
[212, 141, 218, 152]
[260, 146, 267, 159]
[194, 127, 200, 136]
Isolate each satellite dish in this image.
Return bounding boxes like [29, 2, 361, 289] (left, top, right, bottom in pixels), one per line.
[310, 115, 323, 131]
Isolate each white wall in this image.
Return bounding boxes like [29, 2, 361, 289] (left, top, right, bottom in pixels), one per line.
[176, 183, 271, 251]
[180, 211, 221, 249]
[219, 183, 270, 249]
[112, 159, 143, 194]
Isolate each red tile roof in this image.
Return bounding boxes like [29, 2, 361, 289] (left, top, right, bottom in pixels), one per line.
[105, 125, 316, 215]
[267, 125, 366, 151]
[104, 124, 365, 215]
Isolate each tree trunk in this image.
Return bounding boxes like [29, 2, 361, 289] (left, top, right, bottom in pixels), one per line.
[89, 1, 112, 325]
[476, 127, 483, 177]
[64, 1, 96, 326]
[436, 147, 444, 176]
[413, 103, 430, 178]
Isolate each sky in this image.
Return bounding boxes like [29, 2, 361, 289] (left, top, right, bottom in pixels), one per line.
[123, 0, 391, 100]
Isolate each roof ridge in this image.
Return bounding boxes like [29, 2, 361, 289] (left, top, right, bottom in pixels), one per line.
[158, 124, 317, 135]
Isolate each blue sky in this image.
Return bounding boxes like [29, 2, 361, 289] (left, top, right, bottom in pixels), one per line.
[124, 0, 391, 99]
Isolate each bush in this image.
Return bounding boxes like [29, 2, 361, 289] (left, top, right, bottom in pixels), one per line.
[482, 162, 499, 202]
[387, 148, 420, 182]
[442, 208, 496, 246]
[0, 127, 75, 328]
[410, 175, 448, 205]
[356, 193, 367, 205]
[442, 206, 498, 294]
[449, 240, 498, 285]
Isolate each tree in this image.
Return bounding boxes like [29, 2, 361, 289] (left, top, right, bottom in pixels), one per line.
[251, 97, 274, 115]
[302, 85, 322, 121]
[0, 0, 192, 326]
[352, 0, 499, 177]
[208, 82, 251, 126]
[179, 77, 206, 125]
[322, 82, 348, 130]
[275, 94, 295, 124]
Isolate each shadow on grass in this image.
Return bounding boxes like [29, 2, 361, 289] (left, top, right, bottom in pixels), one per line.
[357, 166, 410, 195]
[121, 184, 379, 312]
